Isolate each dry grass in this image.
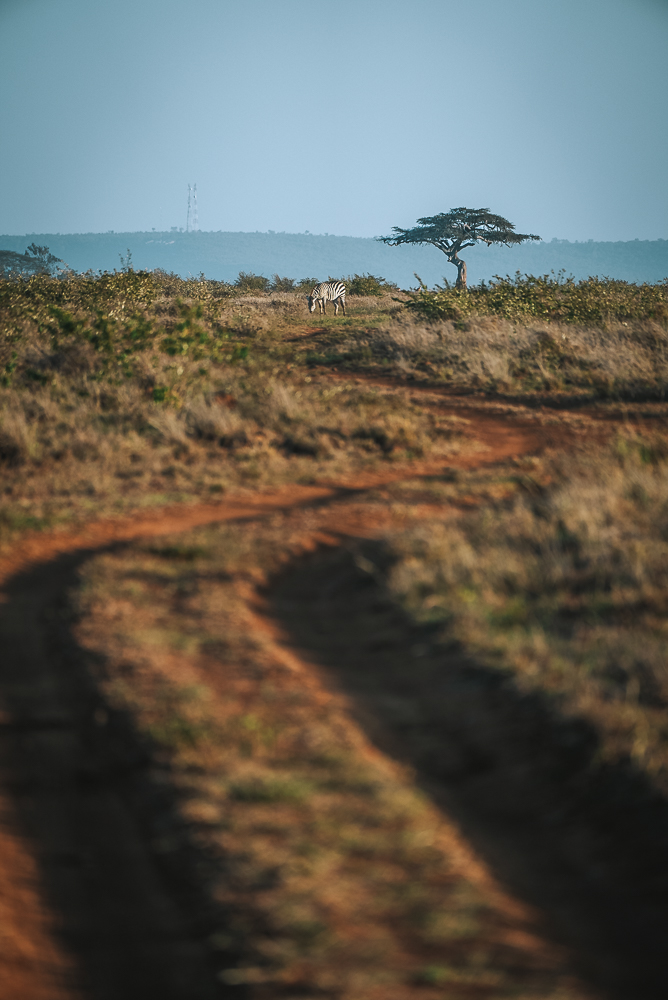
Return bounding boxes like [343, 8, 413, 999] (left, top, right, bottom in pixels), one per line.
[0, 372, 462, 540]
[323, 311, 668, 397]
[3, 270, 668, 995]
[70, 517, 583, 999]
[0, 276, 461, 541]
[4, 271, 668, 790]
[385, 434, 668, 792]
[4, 270, 665, 545]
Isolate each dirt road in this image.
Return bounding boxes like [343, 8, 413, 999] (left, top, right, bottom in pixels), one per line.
[1, 386, 665, 999]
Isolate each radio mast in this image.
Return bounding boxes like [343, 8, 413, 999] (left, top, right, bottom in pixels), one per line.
[186, 183, 199, 232]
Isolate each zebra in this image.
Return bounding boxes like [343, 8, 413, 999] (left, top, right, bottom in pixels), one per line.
[308, 281, 346, 316]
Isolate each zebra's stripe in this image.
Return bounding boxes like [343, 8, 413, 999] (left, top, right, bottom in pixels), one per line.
[308, 281, 346, 316]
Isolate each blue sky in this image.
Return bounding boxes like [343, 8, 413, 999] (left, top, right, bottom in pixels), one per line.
[1, 0, 667, 241]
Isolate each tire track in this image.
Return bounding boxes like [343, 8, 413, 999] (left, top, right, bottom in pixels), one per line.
[0, 392, 595, 999]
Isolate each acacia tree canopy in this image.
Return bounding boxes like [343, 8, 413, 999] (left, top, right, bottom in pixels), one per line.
[0, 244, 65, 278]
[378, 207, 540, 290]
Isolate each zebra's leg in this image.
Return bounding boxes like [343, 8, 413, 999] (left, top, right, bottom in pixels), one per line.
[333, 299, 339, 316]
[341, 295, 346, 316]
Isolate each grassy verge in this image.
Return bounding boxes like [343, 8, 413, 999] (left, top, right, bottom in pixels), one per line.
[384, 433, 668, 793]
[70, 513, 582, 999]
[299, 301, 668, 399]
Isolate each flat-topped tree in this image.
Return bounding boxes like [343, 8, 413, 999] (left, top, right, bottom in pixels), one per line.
[378, 207, 540, 290]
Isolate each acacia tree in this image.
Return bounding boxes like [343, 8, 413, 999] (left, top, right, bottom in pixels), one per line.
[0, 244, 64, 278]
[25, 243, 63, 273]
[378, 207, 540, 290]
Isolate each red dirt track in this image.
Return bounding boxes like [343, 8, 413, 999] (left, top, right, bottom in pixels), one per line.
[0, 395, 549, 586]
[0, 385, 650, 1000]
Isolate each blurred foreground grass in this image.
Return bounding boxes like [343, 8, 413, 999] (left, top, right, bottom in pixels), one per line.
[71, 509, 583, 999]
[386, 434, 668, 791]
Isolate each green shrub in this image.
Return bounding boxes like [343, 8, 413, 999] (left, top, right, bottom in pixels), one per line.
[404, 272, 668, 326]
[344, 273, 398, 296]
[271, 274, 296, 292]
[0, 273, 246, 387]
[235, 271, 270, 293]
[295, 277, 320, 291]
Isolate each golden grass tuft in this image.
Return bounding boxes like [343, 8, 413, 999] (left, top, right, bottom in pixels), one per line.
[386, 434, 668, 788]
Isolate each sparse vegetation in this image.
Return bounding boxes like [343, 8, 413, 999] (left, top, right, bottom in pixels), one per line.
[336, 273, 398, 296]
[235, 271, 271, 293]
[406, 271, 668, 326]
[0, 269, 464, 537]
[236, 272, 397, 296]
[2, 260, 668, 997]
[270, 274, 297, 292]
[385, 435, 668, 792]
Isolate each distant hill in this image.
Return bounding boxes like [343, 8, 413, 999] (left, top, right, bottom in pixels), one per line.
[1, 230, 667, 287]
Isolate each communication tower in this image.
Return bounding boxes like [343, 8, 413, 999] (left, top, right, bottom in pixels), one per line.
[186, 184, 199, 232]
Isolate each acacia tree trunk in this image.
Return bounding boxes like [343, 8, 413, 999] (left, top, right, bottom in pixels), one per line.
[451, 254, 467, 290]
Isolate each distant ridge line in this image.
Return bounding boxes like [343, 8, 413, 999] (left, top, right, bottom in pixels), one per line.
[1, 231, 667, 285]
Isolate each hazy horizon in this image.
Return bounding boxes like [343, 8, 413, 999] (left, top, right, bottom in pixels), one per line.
[3, 229, 666, 288]
[1, 0, 667, 242]
[3, 227, 668, 243]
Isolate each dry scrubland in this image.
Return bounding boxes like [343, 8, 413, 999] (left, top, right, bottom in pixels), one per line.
[1, 270, 666, 534]
[2, 268, 668, 997]
[388, 437, 668, 788]
[316, 275, 668, 397]
[335, 313, 668, 396]
[0, 273, 463, 534]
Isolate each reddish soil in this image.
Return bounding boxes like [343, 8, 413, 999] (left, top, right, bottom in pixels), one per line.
[0, 385, 660, 1000]
[0, 394, 548, 585]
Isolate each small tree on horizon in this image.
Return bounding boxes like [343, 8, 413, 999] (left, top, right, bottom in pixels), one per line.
[0, 244, 65, 278]
[378, 208, 540, 290]
[25, 243, 65, 275]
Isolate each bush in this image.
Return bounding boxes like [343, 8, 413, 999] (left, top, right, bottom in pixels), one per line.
[404, 272, 668, 326]
[271, 275, 296, 292]
[343, 273, 398, 296]
[295, 277, 320, 292]
[0, 272, 247, 388]
[235, 272, 271, 293]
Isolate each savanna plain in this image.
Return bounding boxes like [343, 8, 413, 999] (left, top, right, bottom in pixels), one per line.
[1, 267, 668, 1000]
